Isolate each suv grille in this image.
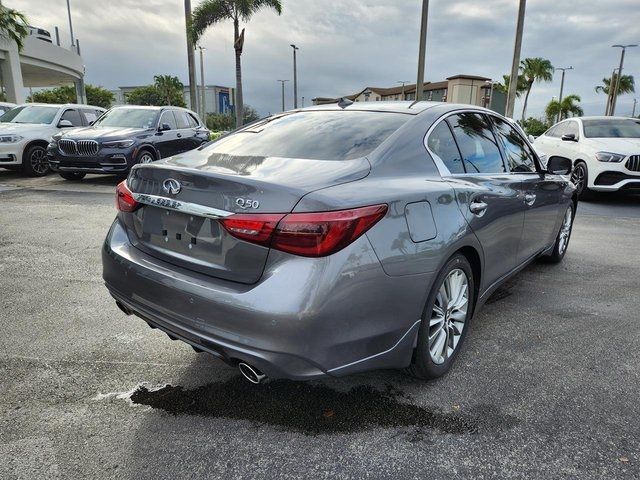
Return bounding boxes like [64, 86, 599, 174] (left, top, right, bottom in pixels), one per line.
[626, 155, 640, 172]
[58, 139, 99, 156]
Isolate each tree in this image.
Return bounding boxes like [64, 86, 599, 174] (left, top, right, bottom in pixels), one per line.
[595, 74, 635, 114]
[191, 0, 283, 128]
[545, 94, 583, 123]
[521, 117, 549, 137]
[0, 5, 28, 51]
[494, 74, 527, 98]
[520, 57, 554, 122]
[153, 75, 186, 107]
[206, 103, 260, 131]
[27, 84, 115, 108]
[125, 85, 164, 106]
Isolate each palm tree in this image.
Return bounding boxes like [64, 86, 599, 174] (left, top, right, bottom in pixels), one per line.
[191, 0, 283, 128]
[153, 75, 186, 106]
[545, 94, 583, 123]
[494, 74, 527, 98]
[520, 57, 554, 122]
[0, 5, 29, 51]
[595, 74, 635, 114]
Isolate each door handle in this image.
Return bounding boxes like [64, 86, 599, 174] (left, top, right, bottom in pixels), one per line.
[524, 193, 536, 206]
[177, 133, 182, 138]
[469, 200, 488, 216]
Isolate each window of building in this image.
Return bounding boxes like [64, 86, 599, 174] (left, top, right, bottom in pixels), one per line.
[447, 113, 505, 174]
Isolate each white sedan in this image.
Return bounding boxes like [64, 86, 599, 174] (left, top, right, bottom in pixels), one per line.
[534, 116, 640, 199]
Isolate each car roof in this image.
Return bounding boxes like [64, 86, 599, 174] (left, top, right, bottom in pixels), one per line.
[19, 103, 105, 110]
[297, 100, 444, 115]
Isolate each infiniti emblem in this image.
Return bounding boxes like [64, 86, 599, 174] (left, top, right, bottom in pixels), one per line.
[162, 178, 181, 196]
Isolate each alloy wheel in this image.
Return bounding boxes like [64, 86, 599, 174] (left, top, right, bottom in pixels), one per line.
[30, 147, 49, 175]
[558, 206, 573, 255]
[570, 164, 585, 194]
[429, 268, 469, 365]
[139, 153, 154, 164]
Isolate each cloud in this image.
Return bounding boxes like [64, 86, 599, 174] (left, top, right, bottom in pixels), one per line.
[16, 0, 640, 118]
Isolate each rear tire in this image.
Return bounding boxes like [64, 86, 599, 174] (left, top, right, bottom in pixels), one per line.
[571, 161, 594, 200]
[22, 144, 50, 177]
[59, 172, 86, 181]
[408, 254, 475, 380]
[542, 203, 574, 264]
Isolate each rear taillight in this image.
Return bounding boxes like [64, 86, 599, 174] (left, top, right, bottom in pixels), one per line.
[115, 181, 139, 213]
[219, 204, 388, 257]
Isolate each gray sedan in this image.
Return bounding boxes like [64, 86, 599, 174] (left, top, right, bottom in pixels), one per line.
[102, 101, 576, 383]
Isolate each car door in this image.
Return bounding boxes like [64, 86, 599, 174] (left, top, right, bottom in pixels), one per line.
[429, 112, 525, 288]
[173, 109, 199, 152]
[490, 115, 565, 263]
[155, 110, 180, 158]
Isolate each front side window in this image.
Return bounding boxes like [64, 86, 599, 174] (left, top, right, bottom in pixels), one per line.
[95, 108, 158, 129]
[427, 121, 465, 174]
[582, 119, 640, 138]
[448, 113, 505, 174]
[174, 110, 191, 129]
[492, 117, 537, 173]
[159, 111, 177, 130]
[60, 109, 83, 127]
[564, 121, 579, 138]
[203, 111, 410, 161]
[0, 105, 59, 124]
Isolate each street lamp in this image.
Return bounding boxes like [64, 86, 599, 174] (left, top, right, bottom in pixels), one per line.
[291, 44, 299, 109]
[555, 66, 573, 122]
[506, 0, 527, 118]
[277, 80, 289, 112]
[397, 81, 410, 100]
[198, 46, 206, 120]
[610, 44, 637, 116]
[414, 1, 429, 104]
[632, 98, 638, 118]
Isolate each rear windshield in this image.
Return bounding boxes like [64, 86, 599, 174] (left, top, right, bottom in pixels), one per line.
[583, 119, 640, 138]
[95, 108, 158, 129]
[205, 111, 411, 160]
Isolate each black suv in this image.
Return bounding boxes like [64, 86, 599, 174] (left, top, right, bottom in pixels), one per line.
[47, 106, 210, 180]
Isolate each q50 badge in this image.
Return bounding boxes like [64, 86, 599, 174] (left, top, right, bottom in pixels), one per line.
[235, 197, 260, 209]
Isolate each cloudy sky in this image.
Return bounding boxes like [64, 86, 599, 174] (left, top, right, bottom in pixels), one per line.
[17, 0, 640, 118]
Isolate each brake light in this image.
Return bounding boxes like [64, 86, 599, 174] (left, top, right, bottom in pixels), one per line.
[219, 204, 388, 257]
[115, 181, 139, 213]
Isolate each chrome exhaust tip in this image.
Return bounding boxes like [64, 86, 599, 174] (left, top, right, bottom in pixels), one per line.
[238, 362, 267, 384]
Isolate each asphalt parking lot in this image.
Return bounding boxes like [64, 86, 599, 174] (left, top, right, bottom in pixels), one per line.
[1, 170, 639, 479]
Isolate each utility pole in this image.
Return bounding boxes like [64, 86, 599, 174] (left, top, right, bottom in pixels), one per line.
[66, 0, 75, 47]
[414, 0, 429, 103]
[555, 66, 573, 122]
[291, 44, 299, 109]
[506, 0, 526, 117]
[277, 80, 289, 112]
[184, 0, 197, 112]
[632, 98, 638, 117]
[605, 67, 618, 116]
[610, 44, 637, 116]
[397, 81, 409, 100]
[198, 46, 206, 120]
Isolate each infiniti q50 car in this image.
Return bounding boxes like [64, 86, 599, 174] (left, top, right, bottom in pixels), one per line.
[102, 101, 576, 383]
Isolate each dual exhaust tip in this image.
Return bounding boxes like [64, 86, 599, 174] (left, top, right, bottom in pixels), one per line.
[238, 362, 267, 384]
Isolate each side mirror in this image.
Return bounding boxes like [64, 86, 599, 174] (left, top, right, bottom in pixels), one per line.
[528, 134, 536, 143]
[561, 133, 577, 142]
[546, 156, 572, 175]
[58, 119, 74, 128]
[158, 123, 171, 132]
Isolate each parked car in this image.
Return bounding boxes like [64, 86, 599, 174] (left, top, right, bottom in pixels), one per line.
[27, 26, 52, 43]
[48, 106, 210, 180]
[102, 102, 576, 383]
[534, 116, 640, 198]
[0, 102, 17, 114]
[0, 103, 105, 176]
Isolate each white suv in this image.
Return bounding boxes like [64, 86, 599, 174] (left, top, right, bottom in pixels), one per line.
[0, 104, 105, 176]
[534, 116, 640, 199]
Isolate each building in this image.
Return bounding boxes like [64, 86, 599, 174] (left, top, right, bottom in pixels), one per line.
[111, 85, 235, 115]
[0, 34, 85, 104]
[313, 74, 506, 113]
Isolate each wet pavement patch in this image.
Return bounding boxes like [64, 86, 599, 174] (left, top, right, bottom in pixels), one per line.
[129, 376, 519, 436]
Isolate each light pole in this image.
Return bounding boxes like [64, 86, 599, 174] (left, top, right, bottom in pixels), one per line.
[605, 67, 619, 116]
[397, 81, 410, 100]
[184, 0, 197, 111]
[555, 66, 573, 122]
[632, 98, 638, 117]
[198, 46, 206, 120]
[506, 0, 526, 118]
[414, 0, 429, 103]
[277, 80, 289, 112]
[610, 44, 637, 116]
[66, 0, 75, 47]
[291, 44, 299, 109]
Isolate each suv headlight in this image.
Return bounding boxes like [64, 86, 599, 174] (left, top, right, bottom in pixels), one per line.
[0, 135, 24, 143]
[103, 139, 135, 149]
[595, 152, 626, 163]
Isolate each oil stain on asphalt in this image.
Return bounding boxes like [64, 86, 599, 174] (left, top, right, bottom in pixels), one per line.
[129, 376, 519, 436]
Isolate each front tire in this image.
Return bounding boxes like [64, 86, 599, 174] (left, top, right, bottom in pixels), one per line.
[543, 204, 574, 264]
[22, 145, 50, 177]
[136, 149, 156, 165]
[59, 172, 87, 181]
[408, 254, 475, 380]
[570, 161, 594, 200]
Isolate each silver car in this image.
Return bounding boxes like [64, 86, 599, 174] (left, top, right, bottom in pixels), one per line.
[103, 102, 576, 383]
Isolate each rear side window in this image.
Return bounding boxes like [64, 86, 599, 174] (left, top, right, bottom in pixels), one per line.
[448, 113, 505, 174]
[491, 117, 536, 173]
[204, 111, 410, 161]
[82, 109, 99, 124]
[427, 121, 465, 174]
[187, 113, 200, 127]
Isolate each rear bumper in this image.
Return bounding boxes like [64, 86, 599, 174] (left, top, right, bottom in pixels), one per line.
[102, 218, 430, 380]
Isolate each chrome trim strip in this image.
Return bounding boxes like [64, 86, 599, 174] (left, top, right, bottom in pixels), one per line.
[132, 193, 234, 219]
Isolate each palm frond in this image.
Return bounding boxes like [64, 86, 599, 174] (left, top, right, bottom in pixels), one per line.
[191, 0, 231, 43]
